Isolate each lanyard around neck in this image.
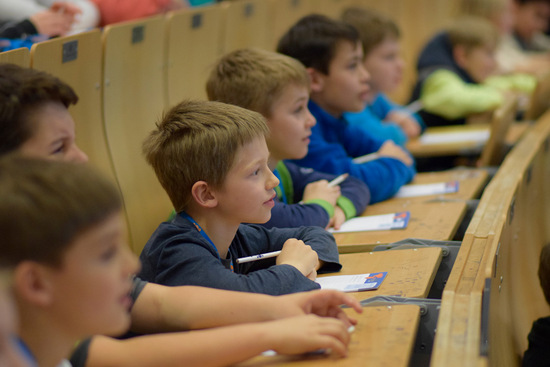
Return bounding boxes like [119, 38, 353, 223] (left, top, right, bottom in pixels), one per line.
[179, 212, 234, 272]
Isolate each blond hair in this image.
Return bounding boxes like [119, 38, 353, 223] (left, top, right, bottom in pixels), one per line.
[143, 100, 269, 212]
[341, 7, 400, 57]
[447, 16, 500, 51]
[206, 48, 309, 117]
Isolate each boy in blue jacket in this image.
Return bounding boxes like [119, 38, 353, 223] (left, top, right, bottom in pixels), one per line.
[341, 7, 425, 146]
[277, 14, 415, 203]
[206, 48, 370, 230]
[140, 100, 341, 294]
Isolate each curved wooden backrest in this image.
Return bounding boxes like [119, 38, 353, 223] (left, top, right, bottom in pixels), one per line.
[0, 47, 30, 66]
[525, 71, 550, 121]
[219, 0, 271, 53]
[102, 16, 173, 254]
[478, 95, 518, 167]
[166, 5, 222, 105]
[432, 112, 550, 366]
[268, 0, 314, 50]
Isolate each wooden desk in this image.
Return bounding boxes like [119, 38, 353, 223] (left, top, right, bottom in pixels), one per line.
[235, 305, 421, 367]
[407, 123, 528, 158]
[407, 124, 489, 158]
[333, 201, 467, 253]
[394, 168, 488, 204]
[322, 247, 443, 300]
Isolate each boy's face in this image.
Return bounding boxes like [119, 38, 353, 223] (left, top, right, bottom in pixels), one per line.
[514, 1, 550, 40]
[310, 40, 370, 117]
[18, 102, 88, 163]
[0, 286, 29, 367]
[364, 37, 404, 98]
[41, 212, 139, 338]
[456, 45, 497, 83]
[266, 84, 316, 161]
[213, 136, 279, 225]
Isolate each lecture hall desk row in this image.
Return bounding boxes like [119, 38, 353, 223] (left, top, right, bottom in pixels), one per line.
[333, 167, 488, 253]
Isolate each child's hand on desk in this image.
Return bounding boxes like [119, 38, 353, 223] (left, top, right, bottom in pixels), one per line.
[277, 239, 319, 280]
[266, 315, 351, 357]
[273, 289, 362, 327]
[386, 111, 421, 139]
[303, 180, 340, 206]
[377, 140, 414, 166]
[326, 206, 346, 230]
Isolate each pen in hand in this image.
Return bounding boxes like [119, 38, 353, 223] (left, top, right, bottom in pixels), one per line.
[236, 250, 282, 264]
[327, 173, 348, 187]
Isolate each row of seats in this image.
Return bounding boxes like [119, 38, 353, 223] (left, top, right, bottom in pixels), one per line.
[431, 111, 550, 366]
[3, 0, 547, 366]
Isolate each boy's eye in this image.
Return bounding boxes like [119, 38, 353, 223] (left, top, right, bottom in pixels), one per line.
[51, 144, 64, 155]
[294, 105, 304, 114]
[100, 244, 118, 262]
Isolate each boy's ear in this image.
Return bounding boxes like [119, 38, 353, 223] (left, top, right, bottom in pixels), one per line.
[191, 181, 218, 209]
[307, 67, 325, 93]
[13, 262, 55, 307]
[453, 45, 468, 69]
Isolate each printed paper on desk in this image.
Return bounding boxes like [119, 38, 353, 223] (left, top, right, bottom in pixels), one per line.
[316, 272, 388, 292]
[329, 211, 410, 233]
[394, 181, 459, 198]
[419, 129, 490, 145]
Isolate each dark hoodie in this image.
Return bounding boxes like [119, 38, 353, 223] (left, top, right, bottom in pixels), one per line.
[410, 32, 477, 127]
[523, 316, 550, 367]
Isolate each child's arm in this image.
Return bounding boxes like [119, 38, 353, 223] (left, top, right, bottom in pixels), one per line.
[242, 225, 342, 274]
[85, 315, 351, 367]
[130, 286, 362, 334]
[384, 111, 422, 139]
[138, 225, 338, 295]
[299, 130, 415, 204]
[421, 69, 503, 119]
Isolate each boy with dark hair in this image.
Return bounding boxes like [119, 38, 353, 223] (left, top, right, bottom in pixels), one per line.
[140, 99, 341, 294]
[277, 14, 415, 203]
[207, 47, 370, 230]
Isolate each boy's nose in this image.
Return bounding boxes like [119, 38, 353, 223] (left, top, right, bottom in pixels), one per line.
[306, 108, 316, 128]
[267, 170, 280, 190]
[359, 63, 370, 83]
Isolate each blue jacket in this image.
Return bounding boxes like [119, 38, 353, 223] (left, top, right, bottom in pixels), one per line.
[291, 101, 415, 203]
[262, 161, 370, 229]
[139, 214, 341, 295]
[344, 93, 425, 146]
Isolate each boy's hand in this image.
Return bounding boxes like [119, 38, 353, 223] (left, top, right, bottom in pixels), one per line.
[377, 140, 414, 166]
[277, 239, 319, 278]
[326, 206, 346, 230]
[302, 180, 340, 206]
[30, 9, 74, 36]
[386, 111, 421, 139]
[267, 315, 351, 357]
[274, 289, 362, 327]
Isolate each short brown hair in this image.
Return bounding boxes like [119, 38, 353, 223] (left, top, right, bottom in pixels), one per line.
[0, 64, 78, 156]
[206, 48, 309, 117]
[447, 16, 500, 51]
[143, 100, 269, 212]
[341, 7, 400, 57]
[0, 155, 121, 268]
